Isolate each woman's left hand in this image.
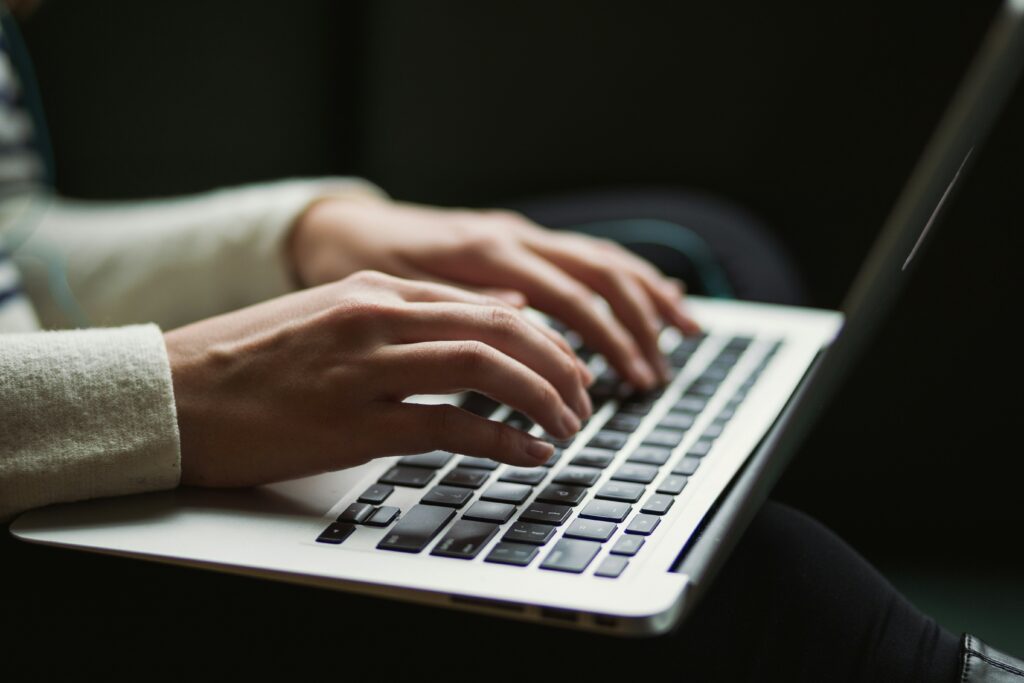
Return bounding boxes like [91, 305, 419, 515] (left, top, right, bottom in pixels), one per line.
[288, 198, 701, 390]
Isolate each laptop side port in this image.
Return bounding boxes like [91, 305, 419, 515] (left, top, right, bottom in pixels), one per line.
[450, 596, 524, 613]
[540, 607, 578, 623]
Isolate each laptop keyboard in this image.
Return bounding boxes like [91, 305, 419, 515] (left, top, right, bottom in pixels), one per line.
[316, 332, 782, 579]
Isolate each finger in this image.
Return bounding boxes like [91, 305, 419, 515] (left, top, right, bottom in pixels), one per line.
[639, 277, 703, 336]
[478, 249, 657, 389]
[388, 303, 591, 419]
[370, 341, 583, 439]
[381, 273, 522, 309]
[369, 402, 555, 466]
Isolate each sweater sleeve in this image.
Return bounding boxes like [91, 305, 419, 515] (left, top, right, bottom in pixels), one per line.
[0, 324, 180, 522]
[12, 177, 385, 330]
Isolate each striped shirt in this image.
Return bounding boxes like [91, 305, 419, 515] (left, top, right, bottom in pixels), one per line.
[0, 14, 44, 332]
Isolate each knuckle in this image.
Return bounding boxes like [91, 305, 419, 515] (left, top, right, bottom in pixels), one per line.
[452, 340, 493, 369]
[486, 306, 520, 338]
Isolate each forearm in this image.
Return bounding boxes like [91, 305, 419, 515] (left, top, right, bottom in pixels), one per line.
[12, 177, 384, 329]
[0, 325, 180, 522]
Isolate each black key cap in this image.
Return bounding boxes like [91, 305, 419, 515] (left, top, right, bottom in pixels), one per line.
[674, 396, 707, 413]
[595, 481, 646, 503]
[564, 519, 616, 542]
[480, 482, 533, 505]
[337, 502, 374, 524]
[540, 539, 601, 573]
[377, 504, 455, 553]
[460, 456, 501, 470]
[594, 555, 629, 578]
[421, 485, 474, 508]
[536, 483, 588, 506]
[717, 406, 736, 421]
[540, 449, 563, 468]
[542, 433, 575, 449]
[688, 439, 714, 458]
[658, 412, 696, 431]
[316, 522, 355, 544]
[431, 520, 499, 559]
[503, 521, 557, 545]
[626, 514, 661, 535]
[364, 505, 401, 527]
[553, 466, 601, 487]
[485, 542, 539, 567]
[702, 423, 725, 439]
[641, 494, 675, 515]
[441, 467, 491, 489]
[461, 391, 500, 417]
[673, 456, 701, 476]
[628, 445, 672, 466]
[588, 430, 629, 451]
[604, 413, 643, 433]
[643, 428, 685, 448]
[463, 501, 516, 524]
[399, 451, 454, 469]
[499, 467, 548, 485]
[610, 535, 645, 556]
[571, 448, 615, 469]
[657, 474, 688, 495]
[616, 399, 657, 415]
[686, 381, 719, 398]
[519, 502, 573, 526]
[379, 466, 435, 488]
[579, 499, 631, 523]
[612, 463, 659, 484]
[358, 483, 394, 505]
[504, 411, 534, 431]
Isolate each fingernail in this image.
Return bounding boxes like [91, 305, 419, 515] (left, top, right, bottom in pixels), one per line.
[526, 439, 555, 463]
[560, 405, 582, 436]
[577, 386, 593, 419]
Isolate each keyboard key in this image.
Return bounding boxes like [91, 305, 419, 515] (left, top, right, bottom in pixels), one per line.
[612, 463, 660, 484]
[358, 483, 394, 505]
[674, 396, 707, 413]
[564, 519, 616, 542]
[579, 499, 632, 522]
[459, 457, 500, 470]
[628, 445, 673, 466]
[641, 494, 675, 515]
[503, 521, 557, 545]
[377, 504, 455, 553]
[594, 555, 629, 578]
[673, 457, 701, 476]
[441, 467, 491, 489]
[519, 502, 573, 526]
[588, 431, 630, 451]
[337, 502, 374, 524]
[485, 542, 539, 567]
[604, 413, 643, 432]
[617, 399, 657, 416]
[643, 428, 685, 448]
[421, 485, 474, 508]
[717, 406, 736, 421]
[504, 411, 534, 431]
[657, 474, 688, 495]
[610, 535, 645, 556]
[626, 514, 661, 536]
[499, 467, 548, 485]
[688, 439, 714, 458]
[364, 505, 401, 527]
[316, 522, 356, 544]
[540, 450, 563, 468]
[379, 466, 435, 488]
[461, 392, 500, 417]
[431, 520, 499, 559]
[399, 451, 454, 469]
[540, 539, 602, 573]
[702, 423, 725, 439]
[571, 447, 616, 469]
[463, 501, 516, 524]
[481, 482, 533, 505]
[536, 483, 588, 506]
[553, 466, 601, 487]
[686, 381, 719, 398]
[658, 412, 696, 431]
[595, 481, 646, 503]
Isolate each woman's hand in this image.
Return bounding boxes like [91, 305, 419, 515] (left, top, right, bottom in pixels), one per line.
[289, 199, 701, 390]
[165, 270, 592, 488]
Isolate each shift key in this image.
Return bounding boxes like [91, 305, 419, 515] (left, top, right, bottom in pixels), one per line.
[378, 504, 455, 553]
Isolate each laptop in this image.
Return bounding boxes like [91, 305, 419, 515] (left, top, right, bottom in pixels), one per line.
[11, 0, 1024, 637]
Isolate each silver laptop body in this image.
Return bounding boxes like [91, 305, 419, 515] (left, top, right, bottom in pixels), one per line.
[11, 0, 1024, 638]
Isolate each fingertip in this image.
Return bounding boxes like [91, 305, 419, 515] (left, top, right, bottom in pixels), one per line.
[525, 438, 555, 463]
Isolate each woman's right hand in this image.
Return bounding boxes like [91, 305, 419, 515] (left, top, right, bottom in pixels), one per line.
[164, 270, 593, 488]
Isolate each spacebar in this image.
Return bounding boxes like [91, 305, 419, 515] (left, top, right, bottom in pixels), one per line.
[377, 504, 455, 553]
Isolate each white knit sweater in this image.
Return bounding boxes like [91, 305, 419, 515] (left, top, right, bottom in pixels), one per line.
[0, 177, 382, 521]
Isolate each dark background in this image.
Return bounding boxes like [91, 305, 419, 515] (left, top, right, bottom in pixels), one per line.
[3, 0, 1021, 668]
